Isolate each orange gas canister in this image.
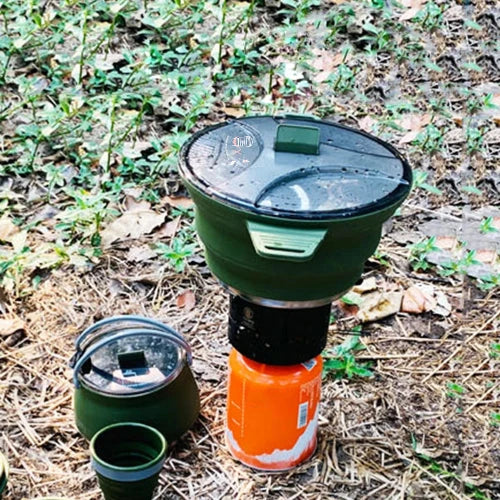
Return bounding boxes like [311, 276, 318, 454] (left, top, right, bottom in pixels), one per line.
[226, 349, 322, 471]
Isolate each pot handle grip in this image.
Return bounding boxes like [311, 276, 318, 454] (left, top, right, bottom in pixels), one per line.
[247, 221, 326, 262]
[274, 124, 320, 155]
[72, 328, 192, 389]
[73, 315, 186, 356]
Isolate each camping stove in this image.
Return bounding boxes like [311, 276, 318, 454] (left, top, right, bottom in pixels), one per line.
[178, 115, 412, 470]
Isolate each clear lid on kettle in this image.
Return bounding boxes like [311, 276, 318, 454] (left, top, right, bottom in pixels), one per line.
[72, 317, 189, 396]
[179, 115, 412, 220]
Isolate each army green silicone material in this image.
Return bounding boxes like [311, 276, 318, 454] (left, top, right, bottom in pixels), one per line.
[90, 423, 166, 500]
[0, 452, 8, 499]
[274, 124, 320, 154]
[74, 362, 199, 442]
[247, 221, 326, 261]
[183, 179, 407, 302]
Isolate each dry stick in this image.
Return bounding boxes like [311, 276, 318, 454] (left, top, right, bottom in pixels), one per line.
[376, 337, 460, 343]
[464, 382, 499, 415]
[422, 309, 500, 383]
[381, 368, 498, 376]
[404, 204, 463, 222]
[356, 354, 418, 360]
[461, 358, 491, 384]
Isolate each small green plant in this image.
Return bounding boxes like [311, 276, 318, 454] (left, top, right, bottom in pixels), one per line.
[446, 382, 465, 398]
[438, 250, 479, 277]
[323, 330, 373, 380]
[490, 343, 500, 359]
[408, 237, 439, 271]
[412, 170, 443, 195]
[411, 435, 488, 499]
[479, 216, 498, 234]
[477, 273, 500, 291]
[491, 412, 500, 426]
[155, 236, 197, 272]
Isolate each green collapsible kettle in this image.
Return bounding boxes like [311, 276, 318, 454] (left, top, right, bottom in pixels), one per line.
[71, 315, 200, 442]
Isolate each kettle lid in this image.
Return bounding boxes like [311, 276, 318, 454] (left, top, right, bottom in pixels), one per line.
[72, 316, 190, 396]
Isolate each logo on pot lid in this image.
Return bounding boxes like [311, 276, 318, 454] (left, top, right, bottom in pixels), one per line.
[180, 115, 412, 220]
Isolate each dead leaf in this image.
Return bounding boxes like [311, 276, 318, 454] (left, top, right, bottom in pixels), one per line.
[352, 277, 378, 294]
[123, 187, 143, 199]
[126, 245, 158, 263]
[310, 50, 346, 83]
[0, 316, 25, 336]
[176, 290, 196, 311]
[157, 217, 181, 238]
[402, 284, 451, 317]
[357, 291, 403, 322]
[401, 285, 436, 314]
[122, 141, 154, 159]
[397, 113, 431, 144]
[358, 115, 377, 133]
[0, 215, 19, 242]
[222, 107, 245, 118]
[163, 195, 194, 210]
[433, 290, 451, 317]
[101, 202, 166, 247]
[311, 49, 351, 83]
[399, 0, 426, 20]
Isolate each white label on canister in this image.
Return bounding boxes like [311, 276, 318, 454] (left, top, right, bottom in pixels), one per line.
[297, 402, 308, 428]
[301, 358, 317, 371]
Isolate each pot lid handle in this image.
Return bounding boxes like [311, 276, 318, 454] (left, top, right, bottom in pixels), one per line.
[274, 124, 320, 155]
[72, 328, 192, 389]
[72, 315, 186, 362]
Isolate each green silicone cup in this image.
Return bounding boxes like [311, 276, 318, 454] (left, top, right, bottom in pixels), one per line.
[0, 452, 8, 498]
[90, 422, 167, 500]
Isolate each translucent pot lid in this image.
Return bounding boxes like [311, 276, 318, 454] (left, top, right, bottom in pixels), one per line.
[78, 333, 182, 396]
[179, 115, 412, 220]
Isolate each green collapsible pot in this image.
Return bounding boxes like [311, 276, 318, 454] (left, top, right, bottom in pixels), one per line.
[179, 115, 412, 306]
[0, 452, 8, 498]
[90, 422, 166, 500]
[71, 316, 200, 442]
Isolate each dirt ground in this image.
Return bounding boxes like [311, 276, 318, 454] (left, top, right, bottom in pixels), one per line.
[0, 210, 498, 499]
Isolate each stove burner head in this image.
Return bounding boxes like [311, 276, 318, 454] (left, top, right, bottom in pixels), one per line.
[228, 295, 331, 365]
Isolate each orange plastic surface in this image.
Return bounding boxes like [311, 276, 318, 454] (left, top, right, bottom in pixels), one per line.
[226, 349, 322, 470]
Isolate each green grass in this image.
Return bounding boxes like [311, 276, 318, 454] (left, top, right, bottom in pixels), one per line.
[0, 0, 497, 294]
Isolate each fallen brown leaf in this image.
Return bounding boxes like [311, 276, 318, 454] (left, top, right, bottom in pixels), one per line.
[0, 316, 25, 336]
[357, 291, 402, 322]
[176, 290, 196, 311]
[397, 113, 432, 143]
[126, 245, 158, 263]
[101, 201, 166, 247]
[310, 49, 346, 83]
[399, 0, 426, 21]
[352, 277, 378, 294]
[474, 249, 497, 265]
[222, 107, 246, 118]
[0, 215, 19, 242]
[164, 195, 194, 210]
[357, 116, 377, 133]
[157, 217, 181, 238]
[402, 285, 436, 314]
[401, 284, 451, 317]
